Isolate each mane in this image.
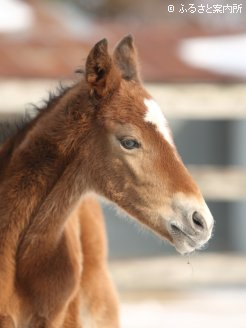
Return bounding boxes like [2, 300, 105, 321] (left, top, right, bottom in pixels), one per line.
[32, 82, 72, 114]
[0, 83, 72, 145]
[0, 116, 31, 145]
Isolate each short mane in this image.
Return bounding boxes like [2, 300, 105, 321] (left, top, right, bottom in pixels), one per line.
[0, 83, 72, 145]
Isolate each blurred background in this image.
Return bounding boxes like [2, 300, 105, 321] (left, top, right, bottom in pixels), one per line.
[0, 0, 246, 327]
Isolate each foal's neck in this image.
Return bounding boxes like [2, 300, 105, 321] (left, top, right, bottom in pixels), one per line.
[0, 81, 91, 245]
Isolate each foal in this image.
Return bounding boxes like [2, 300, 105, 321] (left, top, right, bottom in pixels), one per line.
[0, 35, 214, 327]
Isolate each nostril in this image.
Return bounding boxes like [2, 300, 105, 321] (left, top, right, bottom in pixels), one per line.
[192, 211, 205, 230]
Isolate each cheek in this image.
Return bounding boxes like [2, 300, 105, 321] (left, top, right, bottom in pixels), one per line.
[126, 153, 172, 208]
[108, 140, 145, 181]
[122, 152, 145, 180]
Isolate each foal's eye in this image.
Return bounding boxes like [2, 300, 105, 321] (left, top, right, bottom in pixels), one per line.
[120, 138, 140, 150]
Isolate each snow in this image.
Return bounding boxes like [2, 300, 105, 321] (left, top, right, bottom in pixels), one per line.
[0, 0, 33, 33]
[120, 289, 246, 328]
[179, 33, 246, 79]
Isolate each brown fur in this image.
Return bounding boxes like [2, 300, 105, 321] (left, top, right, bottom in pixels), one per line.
[0, 35, 212, 327]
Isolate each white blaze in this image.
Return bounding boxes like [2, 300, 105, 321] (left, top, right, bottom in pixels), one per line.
[144, 98, 173, 145]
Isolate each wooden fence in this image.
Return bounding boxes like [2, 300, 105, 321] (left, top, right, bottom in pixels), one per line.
[1, 80, 245, 201]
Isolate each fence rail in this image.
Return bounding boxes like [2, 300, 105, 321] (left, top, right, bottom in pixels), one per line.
[189, 165, 246, 201]
[0, 80, 245, 201]
[0, 80, 246, 119]
[110, 254, 246, 292]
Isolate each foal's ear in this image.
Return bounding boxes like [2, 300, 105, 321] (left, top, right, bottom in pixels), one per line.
[86, 39, 118, 97]
[113, 34, 140, 82]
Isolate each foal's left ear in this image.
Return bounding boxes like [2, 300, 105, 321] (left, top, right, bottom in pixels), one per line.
[113, 34, 140, 82]
[86, 38, 119, 97]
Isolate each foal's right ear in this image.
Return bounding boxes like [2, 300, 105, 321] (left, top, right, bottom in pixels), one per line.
[85, 39, 115, 97]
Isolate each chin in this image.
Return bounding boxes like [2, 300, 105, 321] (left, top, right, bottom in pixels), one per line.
[171, 235, 209, 255]
[173, 240, 197, 255]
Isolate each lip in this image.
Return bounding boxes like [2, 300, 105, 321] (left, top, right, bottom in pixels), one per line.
[168, 223, 199, 253]
[170, 223, 196, 243]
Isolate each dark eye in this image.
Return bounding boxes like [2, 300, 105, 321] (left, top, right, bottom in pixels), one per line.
[120, 138, 140, 150]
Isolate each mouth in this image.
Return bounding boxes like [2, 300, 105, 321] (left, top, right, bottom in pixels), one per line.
[130, 206, 213, 255]
[170, 224, 196, 245]
[168, 222, 205, 254]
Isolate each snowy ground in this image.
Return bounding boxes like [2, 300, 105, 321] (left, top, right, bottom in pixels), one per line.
[120, 289, 246, 328]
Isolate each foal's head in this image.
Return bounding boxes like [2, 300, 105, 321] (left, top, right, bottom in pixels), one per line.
[82, 35, 214, 254]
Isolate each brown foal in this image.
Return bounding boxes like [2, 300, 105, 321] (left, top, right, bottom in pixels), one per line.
[0, 35, 214, 327]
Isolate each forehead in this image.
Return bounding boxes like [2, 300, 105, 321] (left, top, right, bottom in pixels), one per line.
[104, 81, 173, 145]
